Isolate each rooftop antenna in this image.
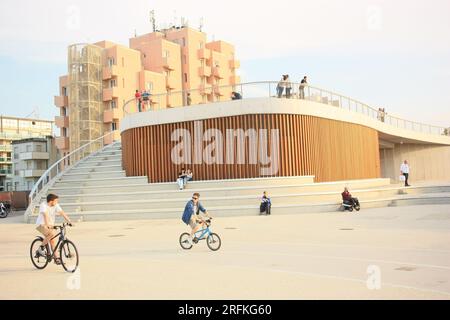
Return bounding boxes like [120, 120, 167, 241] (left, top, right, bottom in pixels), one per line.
[199, 17, 204, 32]
[173, 10, 177, 28]
[150, 10, 156, 32]
[25, 107, 40, 119]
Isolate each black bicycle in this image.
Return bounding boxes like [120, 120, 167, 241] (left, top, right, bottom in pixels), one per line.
[30, 222, 79, 273]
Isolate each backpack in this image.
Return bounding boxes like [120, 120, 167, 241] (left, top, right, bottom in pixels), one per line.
[181, 202, 193, 225]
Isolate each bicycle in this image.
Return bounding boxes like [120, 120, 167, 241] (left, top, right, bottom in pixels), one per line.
[30, 222, 79, 273]
[179, 219, 221, 251]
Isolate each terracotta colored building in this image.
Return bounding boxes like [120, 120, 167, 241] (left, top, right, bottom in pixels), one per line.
[54, 26, 240, 157]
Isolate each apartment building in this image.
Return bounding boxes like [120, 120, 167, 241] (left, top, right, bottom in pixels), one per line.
[0, 116, 53, 191]
[11, 137, 58, 191]
[54, 26, 240, 155]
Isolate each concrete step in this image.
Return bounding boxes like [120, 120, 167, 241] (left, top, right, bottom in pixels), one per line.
[27, 192, 450, 223]
[68, 164, 123, 174]
[55, 184, 450, 205]
[51, 179, 389, 199]
[87, 153, 122, 160]
[53, 176, 148, 187]
[75, 159, 122, 168]
[48, 178, 390, 197]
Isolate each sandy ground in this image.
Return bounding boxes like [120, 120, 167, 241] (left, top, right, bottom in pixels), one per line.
[1, 205, 450, 300]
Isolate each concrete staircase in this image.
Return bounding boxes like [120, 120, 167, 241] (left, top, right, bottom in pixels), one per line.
[26, 142, 450, 223]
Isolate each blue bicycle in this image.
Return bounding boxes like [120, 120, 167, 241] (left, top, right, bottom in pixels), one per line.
[179, 219, 221, 251]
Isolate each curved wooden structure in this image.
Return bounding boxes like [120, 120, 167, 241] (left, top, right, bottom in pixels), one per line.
[121, 111, 380, 183]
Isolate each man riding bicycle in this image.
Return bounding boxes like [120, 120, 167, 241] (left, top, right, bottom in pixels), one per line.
[35, 194, 72, 265]
[182, 193, 211, 244]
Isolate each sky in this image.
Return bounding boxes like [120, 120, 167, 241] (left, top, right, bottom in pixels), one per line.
[0, 0, 449, 126]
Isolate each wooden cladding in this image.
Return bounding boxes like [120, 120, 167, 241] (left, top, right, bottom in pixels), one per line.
[121, 114, 380, 183]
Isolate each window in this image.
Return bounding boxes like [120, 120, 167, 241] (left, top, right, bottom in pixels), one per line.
[26, 145, 32, 152]
[36, 145, 42, 152]
[121, 57, 124, 67]
[62, 107, 67, 116]
[199, 42, 204, 49]
[122, 78, 125, 88]
[146, 82, 154, 91]
[28, 181, 33, 190]
[184, 73, 188, 83]
[111, 100, 117, 109]
[110, 79, 116, 87]
[112, 122, 118, 131]
[14, 170, 19, 176]
[62, 87, 67, 96]
[108, 58, 115, 67]
[14, 182, 19, 191]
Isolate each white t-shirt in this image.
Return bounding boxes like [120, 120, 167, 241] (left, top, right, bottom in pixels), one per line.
[400, 163, 410, 174]
[35, 202, 63, 225]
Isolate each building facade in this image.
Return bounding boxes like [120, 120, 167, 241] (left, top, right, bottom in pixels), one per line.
[0, 116, 53, 191]
[11, 137, 58, 191]
[54, 26, 240, 157]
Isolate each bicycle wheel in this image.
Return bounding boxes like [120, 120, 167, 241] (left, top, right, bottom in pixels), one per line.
[60, 240, 79, 273]
[0, 209, 7, 218]
[30, 238, 49, 270]
[179, 233, 193, 250]
[206, 233, 221, 251]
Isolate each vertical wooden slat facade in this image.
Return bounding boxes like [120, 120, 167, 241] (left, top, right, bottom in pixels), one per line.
[121, 114, 381, 183]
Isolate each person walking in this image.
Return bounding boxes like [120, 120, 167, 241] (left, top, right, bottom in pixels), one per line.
[400, 160, 411, 187]
[299, 76, 308, 99]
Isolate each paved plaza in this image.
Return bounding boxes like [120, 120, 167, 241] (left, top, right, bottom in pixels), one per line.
[1, 205, 450, 299]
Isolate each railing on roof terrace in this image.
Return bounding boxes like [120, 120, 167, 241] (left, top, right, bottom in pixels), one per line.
[122, 81, 450, 137]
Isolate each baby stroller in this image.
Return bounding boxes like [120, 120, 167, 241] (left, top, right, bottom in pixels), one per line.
[342, 198, 360, 212]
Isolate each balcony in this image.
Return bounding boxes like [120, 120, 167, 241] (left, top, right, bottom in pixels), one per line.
[54, 95, 68, 108]
[212, 67, 223, 79]
[166, 77, 176, 89]
[55, 116, 69, 128]
[0, 145, 12, 152]
[0, 169, 12, 176]
[0, 157, 12, 163]
[102, 65, 119, 80]
[229, 75, 241, 85]
[229, 59, 240, 69]
[197, 48, 211, 60]
[198, 66, 211, 78]
[103, 87, 119, 102]
[55, 137, 69, 150]
[22, 169, 47, 178]
[213, 85, 224, 96]
[103, 109, 121, 123]
[162, 57, 175, 71]
[19, 152, 50, 161]
[198, 84, 212, 96]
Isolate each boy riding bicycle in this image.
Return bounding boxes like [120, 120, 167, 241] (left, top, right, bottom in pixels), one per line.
[181, 193, 211, 244]
[35, 194, 73, 265]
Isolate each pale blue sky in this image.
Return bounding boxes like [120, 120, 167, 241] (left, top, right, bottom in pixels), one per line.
[0, 0, 449, 126]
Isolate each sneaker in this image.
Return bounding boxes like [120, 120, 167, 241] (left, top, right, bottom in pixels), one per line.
[54, 257, 62, 265]
[193, 237, 199, 244]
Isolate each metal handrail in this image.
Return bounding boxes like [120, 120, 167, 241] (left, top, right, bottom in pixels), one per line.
[121, 81, 449, 137]
[25, 131, 116, 219]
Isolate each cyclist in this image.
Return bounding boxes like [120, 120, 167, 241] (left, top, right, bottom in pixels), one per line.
[181, 192, 211, 244]
[35, 194, 73, 265]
